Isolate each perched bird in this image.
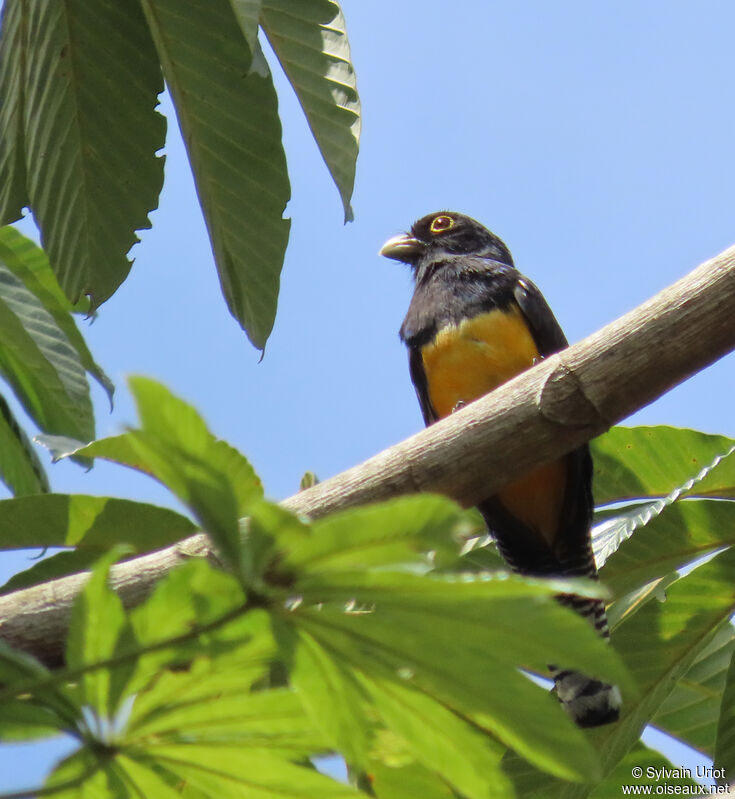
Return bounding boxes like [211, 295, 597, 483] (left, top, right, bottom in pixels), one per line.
[380, 211, 620, 727]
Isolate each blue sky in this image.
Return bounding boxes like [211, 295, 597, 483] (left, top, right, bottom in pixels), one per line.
[3, 0, 735, 791]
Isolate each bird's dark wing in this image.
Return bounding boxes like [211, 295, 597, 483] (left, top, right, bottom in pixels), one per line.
[408, 345, 438, 425]
[513, 276, 568, 357]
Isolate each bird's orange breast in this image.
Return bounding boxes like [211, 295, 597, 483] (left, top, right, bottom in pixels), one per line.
[420, 305, 566, 545]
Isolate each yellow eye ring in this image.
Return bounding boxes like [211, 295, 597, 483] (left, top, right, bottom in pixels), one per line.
[429, 215, 455, 234]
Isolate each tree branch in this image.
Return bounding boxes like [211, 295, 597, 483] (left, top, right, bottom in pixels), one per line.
[2, 243, 735, 667]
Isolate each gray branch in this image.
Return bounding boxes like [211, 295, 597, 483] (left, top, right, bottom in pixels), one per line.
[2, 243, 735, 667]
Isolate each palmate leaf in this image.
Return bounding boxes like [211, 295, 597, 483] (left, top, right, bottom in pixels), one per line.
[140, 0, 290, 350]
[261, 0, 361, 221]
[18, 0, 165, 308]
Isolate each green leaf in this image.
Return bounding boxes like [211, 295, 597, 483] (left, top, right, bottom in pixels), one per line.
[0, 700, 66, 741]
[275, 622, 372, 766]
[714, 648, 735, 781]
[130, 681, 328, 755]
[141, 0, 291, 350]
[286, 572, 615, 782]
[0, 494, 195, 552]
[587, 743, 700, 798]
[0, 257, 94, 441]
[592, 426, 735, 504]
[653, 622, 735, 757]
[0, 393, 48, 495]
[19, 0, 165, 308]
[116, 755, 183, 799]
[0, 639, 77, 737]
[149, 745, 361, 798]
[45, 749, 122, 798]
[0, 0, 29, 224]
[0, 226, 114, 400]
[502, 547, 735, 798]
[53, 378, 264, 581]
[65, 547, 135, 718]
[369, 760, 457, 799]
[0, 495, 196, 593]
[261, 0, 361, 221]
[290, 571, 629, 693]
[282, 495, 464, 574]
[599, 499, 735, 597]
[362, 674, 513, 799]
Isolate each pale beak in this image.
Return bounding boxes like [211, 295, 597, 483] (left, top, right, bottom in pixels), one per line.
[379, 233, 425, 262]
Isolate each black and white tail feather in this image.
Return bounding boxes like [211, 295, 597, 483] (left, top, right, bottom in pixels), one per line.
[482, 497, 621, 728]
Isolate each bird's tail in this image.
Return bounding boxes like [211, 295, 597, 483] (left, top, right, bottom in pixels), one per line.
[478, 500, 621, 727]
[550, 594, 621, 727]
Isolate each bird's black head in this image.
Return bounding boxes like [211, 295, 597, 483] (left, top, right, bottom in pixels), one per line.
[379, 211, 514, 268]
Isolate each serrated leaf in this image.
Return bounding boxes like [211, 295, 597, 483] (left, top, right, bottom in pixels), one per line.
[261, 0, 360, 221]
[141, 0, 290, 350]
[0, 0, 29, 223]
[0, 494, 195, 552]
[21, 0, 165, 308]
[599, 499, 735, 597]
[0, 393, 48, 495]
[0, 257, 94, 441]
[592, 426, 735, 504]
[0, 226, 114, 400]
[51, 378, 264, 581]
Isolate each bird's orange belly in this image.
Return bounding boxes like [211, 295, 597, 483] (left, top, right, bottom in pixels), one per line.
[421, 306, 566, 544]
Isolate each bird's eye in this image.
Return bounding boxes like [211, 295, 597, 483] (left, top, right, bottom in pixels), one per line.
[429, 215, 455, 234]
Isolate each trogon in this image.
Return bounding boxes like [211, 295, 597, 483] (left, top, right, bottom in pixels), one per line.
[380, 211, 620, 727]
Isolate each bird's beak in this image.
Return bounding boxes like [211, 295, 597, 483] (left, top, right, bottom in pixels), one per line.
[379, 233, 425, 262]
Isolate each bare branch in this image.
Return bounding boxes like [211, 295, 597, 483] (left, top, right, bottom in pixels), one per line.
[2, 243, 735, 667]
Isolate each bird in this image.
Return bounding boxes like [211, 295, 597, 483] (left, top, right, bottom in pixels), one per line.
[380, 211, 621, 727]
